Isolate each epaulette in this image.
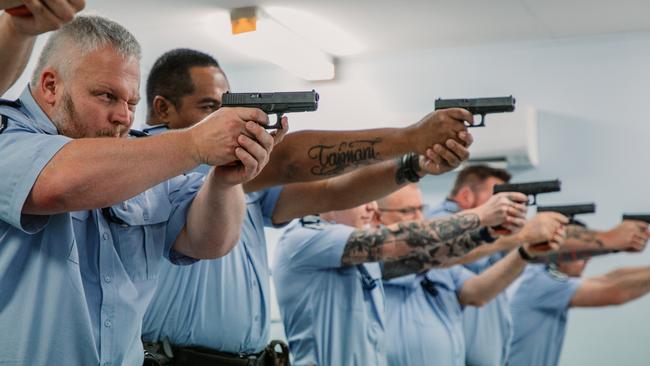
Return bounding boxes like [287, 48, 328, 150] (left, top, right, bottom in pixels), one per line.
[545, 264, 569, 282]
[142, 124, 169, 136]
[0, 115, 7, 134]
[128, 129, 149, 138]
[0, 99, 21, 108]
[300, 215, 325, 230]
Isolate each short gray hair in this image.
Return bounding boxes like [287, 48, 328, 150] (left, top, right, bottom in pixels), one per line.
[30, 15, 141, 87]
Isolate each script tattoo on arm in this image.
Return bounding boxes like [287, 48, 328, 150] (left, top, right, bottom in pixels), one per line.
[308, 138, 382, 176]
[340, 213, 484, 279]
[566, 224, 605, 248]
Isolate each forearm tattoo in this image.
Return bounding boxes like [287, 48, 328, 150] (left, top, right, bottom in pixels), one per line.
[308, 138, 382, 176]
[566, 224, 605, 247]
[340, 213, 483, 279]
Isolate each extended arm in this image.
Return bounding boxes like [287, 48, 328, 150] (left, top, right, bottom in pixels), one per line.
[458, 249, 526, 306]
[570, 266, 650, 307]
[339, 212, 486, 280]
[0, 13, 36, 95]
[244, 108, 473, 192]
[0, 1, 85, 95]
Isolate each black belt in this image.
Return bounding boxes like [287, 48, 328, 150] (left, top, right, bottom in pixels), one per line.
[144, 340, 290, 366]
[174, 346, 268, 366]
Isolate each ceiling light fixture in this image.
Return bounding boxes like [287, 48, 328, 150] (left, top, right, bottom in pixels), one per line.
[228, 6, 336, 81]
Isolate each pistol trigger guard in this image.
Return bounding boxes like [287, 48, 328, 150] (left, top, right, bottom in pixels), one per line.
[528, 195, 537, 206]
[473, 114, 486, 127]
[266, 113, 283, 129]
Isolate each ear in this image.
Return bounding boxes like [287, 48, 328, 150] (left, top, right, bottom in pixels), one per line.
[456, 186, 475, 209]
[152, 96, 175, 124]
[39, 68, 61, 106]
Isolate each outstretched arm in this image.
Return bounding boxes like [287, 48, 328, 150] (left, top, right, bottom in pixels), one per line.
[458, 249, 526, 306]
[244, 108, 474, 192]
[0, 1, 85, 95]
[344, 212, 484, 280]
[571, 266, 650, 307]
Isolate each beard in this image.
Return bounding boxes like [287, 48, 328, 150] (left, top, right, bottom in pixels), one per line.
[52, 93, 128, 138]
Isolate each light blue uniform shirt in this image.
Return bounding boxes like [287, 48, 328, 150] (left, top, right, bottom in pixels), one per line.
[508, 264, 581, 366]
[0, 87, 200, 365]
[272, 218, 386, 366]
[143, 179, 284, 354]
[430, 199, 513, 366]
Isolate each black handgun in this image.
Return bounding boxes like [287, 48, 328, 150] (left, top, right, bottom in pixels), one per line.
[537, 203, 596, 225]
[622, 214, 650, 223]
[493, 179, 561, 206]
[221, 90, 319, 129]
[434, 96, 516, 127]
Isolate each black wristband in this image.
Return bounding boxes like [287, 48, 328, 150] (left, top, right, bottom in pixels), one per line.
[479, 227, 496, 243]
[395, 153, 421, 184]
[518, 246, 534, 262]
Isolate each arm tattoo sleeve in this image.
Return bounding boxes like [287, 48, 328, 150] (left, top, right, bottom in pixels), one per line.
[340, 213, 483, 279]
[566, 224, 605, 248]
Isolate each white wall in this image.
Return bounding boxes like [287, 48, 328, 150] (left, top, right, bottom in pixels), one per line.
[229, 33, 650, 366]
[6, 29, 650, 365]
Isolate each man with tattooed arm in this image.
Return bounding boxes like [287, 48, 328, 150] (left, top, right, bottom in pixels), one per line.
[271, 183, 530, 365]
[140, 48, 476, 363]
[378, 184, 566, 366]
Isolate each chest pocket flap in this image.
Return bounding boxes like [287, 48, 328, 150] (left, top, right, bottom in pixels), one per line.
[108, 188, 172, 281]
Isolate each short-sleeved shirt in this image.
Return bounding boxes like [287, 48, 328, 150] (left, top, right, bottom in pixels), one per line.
[384, 266, 474, 366]
[0, 87, 200, 365]
[143, 184, 284, 354]
[508, 264, 581, 366]
[272, 218, 386, 366]
[429, 199, 513, 366]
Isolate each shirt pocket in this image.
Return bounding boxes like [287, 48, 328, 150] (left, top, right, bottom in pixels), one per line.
[110, 198, 171, 282]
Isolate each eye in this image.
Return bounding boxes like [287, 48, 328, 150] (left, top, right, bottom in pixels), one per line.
[98, 92, 116, 102]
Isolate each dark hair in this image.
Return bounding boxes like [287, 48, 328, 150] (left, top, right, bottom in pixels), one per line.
[146, 48, 222, 112]
[450, 165, 512, 196]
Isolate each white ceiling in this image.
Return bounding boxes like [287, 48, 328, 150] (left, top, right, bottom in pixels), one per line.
[83, 0, 650, 68]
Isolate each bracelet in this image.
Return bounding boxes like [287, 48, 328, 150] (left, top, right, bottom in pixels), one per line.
[395, 153, 421, 184]
[518, 246, 534, 262]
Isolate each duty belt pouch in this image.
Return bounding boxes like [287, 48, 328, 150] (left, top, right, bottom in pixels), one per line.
[143, 340, 173, 366]
[265, 340, 291, 366]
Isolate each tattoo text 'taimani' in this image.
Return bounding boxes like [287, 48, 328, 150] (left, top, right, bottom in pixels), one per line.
[308, 139, 382, 176]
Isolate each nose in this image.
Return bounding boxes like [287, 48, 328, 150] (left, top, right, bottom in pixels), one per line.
[111, 101, 133, 128]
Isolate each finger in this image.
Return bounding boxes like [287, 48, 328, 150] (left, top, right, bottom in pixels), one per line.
[234, 147, 258, 177]
[42, 0, 77, 22]
[441, 108, 474, 125]
[507, 192, 529, 204]
[245, 121, 274, 152]
[270, 117, 289, 145]
[67, 0, 86, 12]
[445, 139, 470, 161]
[433, 144, 461, 167]
[425, 146, 445, 166]
[458, 131, 474, 147]
[510, 203, 528, 216]
[20, 0, 60, 28]
[237, 134, 269, 165]
[233, 107, 269, 126]
[506, 217, 527, 230]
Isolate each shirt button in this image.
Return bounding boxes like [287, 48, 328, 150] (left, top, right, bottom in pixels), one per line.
[104, 275, 112, 283]
[254, 315, 260, 321]
[102, 232, 109, 240]
[104, 320, 112, 328]
[252, 280, 257, 287]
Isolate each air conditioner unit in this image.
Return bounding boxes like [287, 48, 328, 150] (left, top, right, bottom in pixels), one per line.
[466, 105, 539, 169]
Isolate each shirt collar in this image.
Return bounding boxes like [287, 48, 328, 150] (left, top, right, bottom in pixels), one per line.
[442, 198, 461, 213]
[19, 85, 60, 135]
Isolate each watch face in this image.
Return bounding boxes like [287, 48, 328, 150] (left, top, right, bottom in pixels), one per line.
[546, 263, 569, 282]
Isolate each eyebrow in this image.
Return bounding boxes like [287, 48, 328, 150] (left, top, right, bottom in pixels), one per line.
[197, 98, 220, 105]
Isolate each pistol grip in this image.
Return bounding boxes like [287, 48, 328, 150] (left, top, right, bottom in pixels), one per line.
[265, 113, 283, 129]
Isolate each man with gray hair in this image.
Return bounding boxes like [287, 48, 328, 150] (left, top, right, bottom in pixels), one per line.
[0, 0, 85, 95]
[0, 15, 276, 365]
